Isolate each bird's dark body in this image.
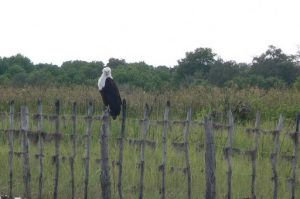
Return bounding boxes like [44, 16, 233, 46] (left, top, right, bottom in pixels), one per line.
[99, 77, 122, 120]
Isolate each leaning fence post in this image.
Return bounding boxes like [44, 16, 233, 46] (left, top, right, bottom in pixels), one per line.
[204, 117, 216, 199]
[117, 99, 127, 199]
[290, 113, 300, 199]
[184, 108, 192, 199]
[8, 100, 15, 199]
[160, 101, 170, 199]
[21, 106, 31, 199]
[84, 101, 93, 199]
[100, 109, 111, 199]
[53, 99, 61, 199]
[70, 102, 77, 199]
[271, 115, 284, 199]
[139, 104, 150, 199]
[37, 98, 44, 199]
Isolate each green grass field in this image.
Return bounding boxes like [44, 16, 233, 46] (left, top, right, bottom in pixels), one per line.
[0, 109, 299, 198]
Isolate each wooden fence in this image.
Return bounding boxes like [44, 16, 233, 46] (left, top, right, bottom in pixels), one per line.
[0, 99, 299, 199]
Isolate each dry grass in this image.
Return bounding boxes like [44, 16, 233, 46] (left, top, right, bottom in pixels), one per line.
[1, 85, 300, 121]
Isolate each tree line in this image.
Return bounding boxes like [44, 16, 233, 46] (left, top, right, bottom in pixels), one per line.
[1, 45, 300, 90]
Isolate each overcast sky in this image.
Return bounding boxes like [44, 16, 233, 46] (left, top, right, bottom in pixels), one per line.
[1, 0, 300, 67]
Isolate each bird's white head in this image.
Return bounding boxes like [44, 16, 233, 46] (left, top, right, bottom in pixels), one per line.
[102, 67, 112, 77]
[98, 67, 113, 90]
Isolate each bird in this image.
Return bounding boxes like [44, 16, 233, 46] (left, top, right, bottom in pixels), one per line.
[98, 67, 122, 119]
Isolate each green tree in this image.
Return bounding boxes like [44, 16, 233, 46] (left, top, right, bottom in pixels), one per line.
[11, 72, 27, 87]
[114, 62, 167, 91]
[60, 61, 86, 84]
[0, 57, 6, 75]
[207, 60, 240, 86]
[8, 54, 34, 73]
[59, 60, 104, 85]
[27, 69, 55, 86]
[82, 61, 104, 80]
[7, 64, 25, 78]
[106, 58, 126, 68]
[176, 48, 217, 79]
[251, 45, 299, 85]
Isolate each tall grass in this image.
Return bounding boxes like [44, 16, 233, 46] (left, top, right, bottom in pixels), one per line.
[1, 85, 300, 121]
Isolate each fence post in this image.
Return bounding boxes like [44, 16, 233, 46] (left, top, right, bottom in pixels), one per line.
[204, 117, 216, 199]
[100, 109, 111, 199]
[21, 106, 31, 199]
[271, 115, 284, 199]
[161, 101, 170, 199]
[8, 100, 15, 199]
[70, 102, 77, 199]
[139, 104, 150, 199]
[290, 113, 300, 199]
[117, 99, 127, 199]
[37, 98, 44, 199]
[84, 101, 93, 199]
[53, 99, 61, 199]
[252, 112, 260, 199]
[184, 108, 192, 199]
[225, 110, 234, 199]
[1, 111, 5, 131]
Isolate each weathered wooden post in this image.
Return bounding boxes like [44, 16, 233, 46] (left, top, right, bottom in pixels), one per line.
[100, 109, 111, 199]
[224, 110, 234, 199]
[117, 99, 127, 199]
[139, 104, 150, 199]
[270, 115, 284, 199]
[8, 100, 14, 199]
[1, 111, 5, 131]
[37, 97, 44, 199]
[204, 117, 216, 199]
[21, 106, 31, 199]
[70, 102, 77, 199]
[290, 113, 300, 199]
[245, 112, 261, 199]
[184, 108, 192, 199]
[126, 104, 155, 199]
[170, 108, 192, 199]
[251, 112, 260, 199]
[84, 101, 93, 199]
[53, 99, 61, 199]
[160, 101, 170, 199]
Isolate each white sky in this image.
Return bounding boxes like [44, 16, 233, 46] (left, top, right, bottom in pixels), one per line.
[0, 0, 300, 67]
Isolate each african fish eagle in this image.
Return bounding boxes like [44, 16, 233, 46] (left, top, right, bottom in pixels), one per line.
[98, 67, 122, 119]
